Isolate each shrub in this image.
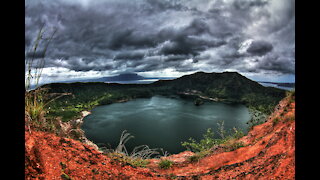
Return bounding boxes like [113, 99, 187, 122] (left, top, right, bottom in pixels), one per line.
[158, 159, 173, 169]
[107, 152, 150, 168]
[181, 128, 226, 152]
[188, 150, 211, 162]
[217, 120, 226, 139]
[247, 108, 268, 130]
[273, 117, 280, 125]
[232, 127, 244, 139]
[129, 158, 150, 168]
[25, 89, 46, 122]
[182, 122, 247, 155]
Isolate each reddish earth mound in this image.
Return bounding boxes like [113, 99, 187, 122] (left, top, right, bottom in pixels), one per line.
[25, 96, 295, 179]
[25, 131, 165, 179]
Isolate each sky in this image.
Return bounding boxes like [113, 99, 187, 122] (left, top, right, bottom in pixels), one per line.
[25, 0, 295, 84]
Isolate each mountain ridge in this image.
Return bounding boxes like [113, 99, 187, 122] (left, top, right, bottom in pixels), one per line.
[41, 71, 286, 121]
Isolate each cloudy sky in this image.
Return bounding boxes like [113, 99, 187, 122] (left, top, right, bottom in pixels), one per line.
[25, 0, 295, 84]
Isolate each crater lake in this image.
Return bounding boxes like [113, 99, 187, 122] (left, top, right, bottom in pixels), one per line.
[82, 95, 251, 154]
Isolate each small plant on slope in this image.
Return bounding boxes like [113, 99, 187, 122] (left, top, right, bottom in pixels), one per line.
[25, 25, 56, 130]
[158, 159, 173, 169]
[104, 130, 160, 167]
[182, 122, 246, 155]
[25, 25, 71, 133]
[217, 120, 226, 139]
[181, 128, 226, 152]
[188, 150, 211, 162]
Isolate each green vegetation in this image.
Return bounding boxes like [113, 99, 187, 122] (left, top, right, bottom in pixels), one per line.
[25, 89, 46, 122]
[107, 152, 150, 168]
[181, 121, 246, 162]
[158, 159, 174, 169]
[182, 128, 246, 162]
[42, 83, 153, 122]
[273, 117, 280, 125]
[181, 128, 224, 152]
[61, 172, 72, 180]
[217, 120, 226, 139]
[129, 158, 150, 168]
[247, 108, 269, 130]
[60, 161, 72, 180]
[232, 127, 245, 139]
[187, 150, 211, 162]
[181, 121, 245, 153]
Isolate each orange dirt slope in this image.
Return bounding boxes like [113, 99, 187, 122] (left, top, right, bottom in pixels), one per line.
[25, 130, 165, 180]
[149, 94, 295, 179]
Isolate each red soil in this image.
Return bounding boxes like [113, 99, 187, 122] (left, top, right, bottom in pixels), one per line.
[25, 130, 167, 180]
[25, 96, 295, 179]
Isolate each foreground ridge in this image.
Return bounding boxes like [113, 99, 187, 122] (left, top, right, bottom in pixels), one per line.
[25, 93, 295, 179]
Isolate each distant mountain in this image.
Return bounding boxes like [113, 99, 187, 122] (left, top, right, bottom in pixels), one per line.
[95, 73, 147, 82]
[152, 71, 283, 96]
[150, 71, 286, 112]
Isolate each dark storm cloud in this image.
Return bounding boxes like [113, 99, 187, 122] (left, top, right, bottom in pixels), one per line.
[25, 51, 46, 59]
[143, 0, 187, 12]
[107, 29, 159, 50]
[25, 0, 295, 76]
[246, 40, 273, 56]
[114, 51, 146, 60]
[164, 55, 191, 62]
[233, 0, 268, 10]
[135, 63, 163, 72]
[159, 34, 226, 56]
[260, 53, 295, 74]
[156, 18, 226, 57]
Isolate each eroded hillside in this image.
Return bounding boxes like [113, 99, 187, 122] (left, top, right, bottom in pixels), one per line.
[25, 93, 295, 179]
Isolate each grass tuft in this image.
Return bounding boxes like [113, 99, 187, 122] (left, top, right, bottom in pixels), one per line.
[158, 159, 173, 169]
[188, 150, 211, 162]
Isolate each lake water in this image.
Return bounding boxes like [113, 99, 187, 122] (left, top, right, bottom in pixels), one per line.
[82, 96, 251, 154]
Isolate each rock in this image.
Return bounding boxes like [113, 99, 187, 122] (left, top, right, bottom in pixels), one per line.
[194, 98, 204, 106]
